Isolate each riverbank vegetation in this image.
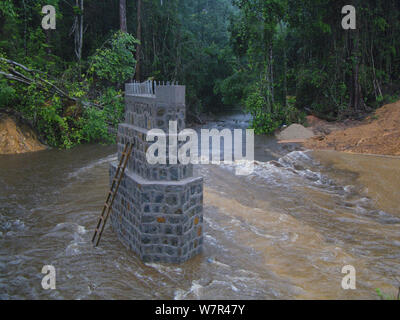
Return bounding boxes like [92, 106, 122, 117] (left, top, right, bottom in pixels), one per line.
[1, 0, 400, 148]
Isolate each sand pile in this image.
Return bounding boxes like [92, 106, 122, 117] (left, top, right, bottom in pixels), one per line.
[0, 113, 46, 154]
[276, 124, 315, 142]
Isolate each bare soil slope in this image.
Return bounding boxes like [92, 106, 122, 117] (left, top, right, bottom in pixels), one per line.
[304, 100, 400, 156]
[0, 113, 46, 154]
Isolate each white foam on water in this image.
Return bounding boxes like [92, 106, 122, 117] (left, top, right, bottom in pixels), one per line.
[65, 243, 81, 256]
[145, 262, 183, 275]
[203, 216, 232, 235]
[67, 153, 117, 179]
[344, 185, 356, 193]
[247, 224, 280, 240]
[218, 151, 319, 189]
[174, 280, 203, 300]
[52, 222, 87, 234]
[219, 151, 364, 199]
[134, 271, 145, 279]
[77, 225, 86, 235]
[207, 257, 231, 269]
[64, 231, 87, 257]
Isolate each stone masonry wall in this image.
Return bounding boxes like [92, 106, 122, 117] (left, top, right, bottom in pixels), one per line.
[117, 124, 193, 181]
[109, 82, 203, 264]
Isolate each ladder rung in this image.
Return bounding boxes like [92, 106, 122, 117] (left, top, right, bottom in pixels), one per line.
[92, 142, 133, 247]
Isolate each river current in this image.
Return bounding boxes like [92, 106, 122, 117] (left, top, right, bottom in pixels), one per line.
[1, 113, 399, 299]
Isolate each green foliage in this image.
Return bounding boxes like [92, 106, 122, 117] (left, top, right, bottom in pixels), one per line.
[226, 0, 400, 128]
[137, 0, 235, 113]
[0, 79, 16, 108]
[77, 88, 123, 145]
[99, 87, 124, 127]
[215, 70, 253, 107]
[246, 90, 281, 134]
[295, 65, 348, 119]
[0, 0, 236, 148]
[36, 96, 71, 148]
[79, 107, 112, 144]
[0, 0, 17, 19]
[0, 3, 138, 149]
[0, 30, 136, 149]
[89, 31, 139, 85]
[245, 85, 305, 134]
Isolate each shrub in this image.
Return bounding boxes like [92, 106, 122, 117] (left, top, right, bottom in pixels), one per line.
[88, 31, 139, 85]
[245, 87, 305, 135]
[0, 79, 16, 108]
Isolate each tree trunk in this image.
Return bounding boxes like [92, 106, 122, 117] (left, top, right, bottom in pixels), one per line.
[370, 41, 382, 99]
[74, 0, 84, 63]
[120, 0, 127, 33]
[349, 27, 366, 113]
[280, 22, 287, 107]
[79, 0, 83, 59]
[22, 0, 27, 56]
[135, 0, 142, 82]
[45, 30, 52, 56]
[263, 58, 271, 113]
[269, 44, 274, 106]
[347, 0, 367, 113]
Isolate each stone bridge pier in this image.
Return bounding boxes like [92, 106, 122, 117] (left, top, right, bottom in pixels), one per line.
[109, 81, 204, 264]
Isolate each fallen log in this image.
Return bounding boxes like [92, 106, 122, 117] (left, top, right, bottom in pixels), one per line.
[0, 58, 104, 110]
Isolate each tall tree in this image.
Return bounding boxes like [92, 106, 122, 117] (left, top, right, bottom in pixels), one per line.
[73, 0, 84, 62]
[120, 0, 127, 32]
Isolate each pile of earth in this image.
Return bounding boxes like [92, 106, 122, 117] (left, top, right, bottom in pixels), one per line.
[303, 99, 400, 156]
[0, 113, 46, 154]
[275, 124, 315, 142]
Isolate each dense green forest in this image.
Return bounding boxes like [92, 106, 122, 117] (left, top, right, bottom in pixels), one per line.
[0, 0, 399, 147]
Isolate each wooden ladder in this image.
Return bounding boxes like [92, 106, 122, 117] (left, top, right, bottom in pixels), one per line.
[92, 142, 133, 247]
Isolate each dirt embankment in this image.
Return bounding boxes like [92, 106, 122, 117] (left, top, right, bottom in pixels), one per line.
[0, 113, 46, 154]
[303, 100, 400, 156]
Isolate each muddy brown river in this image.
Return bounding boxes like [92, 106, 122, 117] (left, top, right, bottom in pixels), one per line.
[1, 114, 399, 299]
